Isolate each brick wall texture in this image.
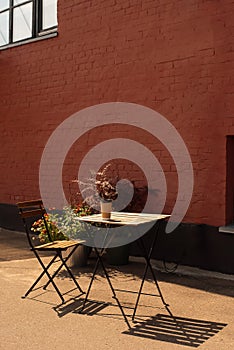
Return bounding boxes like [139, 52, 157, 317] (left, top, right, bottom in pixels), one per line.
[1, 0, 234, 227]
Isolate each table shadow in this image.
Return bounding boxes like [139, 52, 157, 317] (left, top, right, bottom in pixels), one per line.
[123, 313, 227, 348]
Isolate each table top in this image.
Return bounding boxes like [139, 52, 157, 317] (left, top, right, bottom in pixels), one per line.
[77, 212, 170, 226]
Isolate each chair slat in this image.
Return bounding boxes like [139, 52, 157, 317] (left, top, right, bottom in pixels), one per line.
[17, 199, 43, 208]
[19, 208, 46, 218]
[35, 240, 85, 251]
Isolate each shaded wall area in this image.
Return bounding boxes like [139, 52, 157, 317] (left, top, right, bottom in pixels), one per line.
[1, 203, 233, 274]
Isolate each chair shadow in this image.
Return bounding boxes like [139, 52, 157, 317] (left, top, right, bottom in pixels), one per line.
[123, 313, 227, 348]
[54, 298, 109, 318]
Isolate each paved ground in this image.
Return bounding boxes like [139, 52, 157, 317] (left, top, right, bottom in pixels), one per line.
[0, 228, 234, 350]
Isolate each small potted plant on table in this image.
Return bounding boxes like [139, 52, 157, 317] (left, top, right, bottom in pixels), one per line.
[95, 164, 118, 219]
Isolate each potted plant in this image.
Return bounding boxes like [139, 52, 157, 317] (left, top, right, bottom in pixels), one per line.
[31, 203, 96, 267]
[31, 214, 69, 243]
[70, 164, 150, 265]
[95, 164, 118, 219]
[75, 162, 118, 219]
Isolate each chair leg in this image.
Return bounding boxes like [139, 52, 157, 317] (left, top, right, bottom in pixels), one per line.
[22, 254, 57, 297]
[22, 251, 65, 304]
[59, 254, 84, 293]
[43, 246, 84, 294]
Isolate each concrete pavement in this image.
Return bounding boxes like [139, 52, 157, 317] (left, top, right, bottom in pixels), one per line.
[0, 228, 234, 350]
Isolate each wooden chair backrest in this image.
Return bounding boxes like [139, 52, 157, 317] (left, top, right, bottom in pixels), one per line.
[17, 199, 51, 248]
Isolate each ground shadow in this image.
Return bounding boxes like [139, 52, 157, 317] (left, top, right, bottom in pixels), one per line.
[123, 314, 227, 347]
[54, 298, 108, 318]
[57, 253, 234, 298]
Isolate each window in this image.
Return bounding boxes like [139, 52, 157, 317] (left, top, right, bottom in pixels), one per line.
[0, 0, 57, 47]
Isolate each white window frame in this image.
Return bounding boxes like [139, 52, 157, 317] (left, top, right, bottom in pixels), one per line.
[0, 0, 57, 48]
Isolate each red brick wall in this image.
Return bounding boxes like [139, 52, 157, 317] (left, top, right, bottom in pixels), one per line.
[1, 0, 234, 227]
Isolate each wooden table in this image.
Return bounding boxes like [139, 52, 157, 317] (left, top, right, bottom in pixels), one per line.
[78, 212, 170, 329]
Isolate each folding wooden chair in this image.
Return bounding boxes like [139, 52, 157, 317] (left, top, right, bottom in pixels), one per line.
[17, 199, 85, 304]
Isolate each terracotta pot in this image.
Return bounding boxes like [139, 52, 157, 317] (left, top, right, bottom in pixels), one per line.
[65, 244, 91, 267]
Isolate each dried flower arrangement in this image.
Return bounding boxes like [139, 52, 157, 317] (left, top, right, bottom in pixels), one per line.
[72, 162, 118, 210]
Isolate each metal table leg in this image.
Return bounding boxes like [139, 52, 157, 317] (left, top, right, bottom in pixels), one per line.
[81, 245, 131, 329]
[132, 220, 169, 321]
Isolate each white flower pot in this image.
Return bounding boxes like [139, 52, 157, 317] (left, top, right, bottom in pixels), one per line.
[100, 201, 112, 219]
